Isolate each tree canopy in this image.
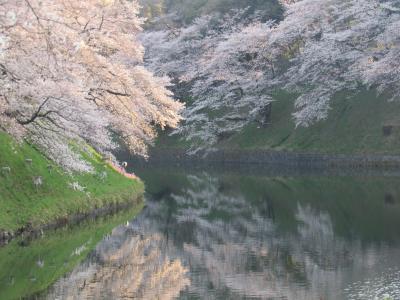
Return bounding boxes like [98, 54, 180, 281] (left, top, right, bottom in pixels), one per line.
[0, 0, 183, 171]
[141, 0, 400, 153]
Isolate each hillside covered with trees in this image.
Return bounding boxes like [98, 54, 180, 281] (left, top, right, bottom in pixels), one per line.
[140, 0, 400, 156]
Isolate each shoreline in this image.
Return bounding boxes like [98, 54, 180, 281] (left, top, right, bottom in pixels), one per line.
[0, 193, 144, 247]
[0, 131, 145, 246]
[128, 147, 400, 168]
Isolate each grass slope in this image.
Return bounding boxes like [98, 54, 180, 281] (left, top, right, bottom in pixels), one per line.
[220, 90, 400, 154]
[0, 132, 144, 232]
[154, 90, 400, 155]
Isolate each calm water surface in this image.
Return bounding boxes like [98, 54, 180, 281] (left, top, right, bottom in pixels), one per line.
[2, 166, 400, 299]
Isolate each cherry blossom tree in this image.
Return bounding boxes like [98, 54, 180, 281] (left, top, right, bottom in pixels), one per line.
[141, 9, 276, 152]
[142, 0, 400, 153]
[0, 0, 183, 171]
[275, 0, 400, 126]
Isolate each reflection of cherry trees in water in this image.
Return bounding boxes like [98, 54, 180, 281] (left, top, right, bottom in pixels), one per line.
[135, 173, 400, 299]
[46, 173, 400, 299]
[45, 227, 189, 300]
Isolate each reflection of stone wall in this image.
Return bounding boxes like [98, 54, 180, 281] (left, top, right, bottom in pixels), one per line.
[132, 147, 400, 167]
[46, 228, 190, 300]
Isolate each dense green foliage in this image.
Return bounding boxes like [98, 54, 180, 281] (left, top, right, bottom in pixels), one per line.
[0, 132, 144, 231]
[140, 0, 282, 23]
[0, 203, 144, 300]
[166, 0, 281, 22]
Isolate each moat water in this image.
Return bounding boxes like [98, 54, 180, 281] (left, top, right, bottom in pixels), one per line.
[1, 166, 400, 299]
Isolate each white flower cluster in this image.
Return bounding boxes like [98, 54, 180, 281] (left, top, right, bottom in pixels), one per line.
[142, 0, 400, 152]
[0, 0, 183, 171]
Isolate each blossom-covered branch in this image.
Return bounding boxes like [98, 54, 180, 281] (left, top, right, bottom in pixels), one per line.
[142, 0, 400, 153]
[0, 0, 184, 171]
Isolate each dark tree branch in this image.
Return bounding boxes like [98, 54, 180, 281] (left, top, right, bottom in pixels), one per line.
[105, 89, 130, 97]
[17, 97, 51, 125]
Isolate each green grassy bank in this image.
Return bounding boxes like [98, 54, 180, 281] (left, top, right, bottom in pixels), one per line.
[221, 90, 400, 154]
[0, 132, 144, 233]
[154, 90, 400, 156]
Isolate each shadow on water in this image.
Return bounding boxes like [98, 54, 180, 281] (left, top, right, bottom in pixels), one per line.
[3, 165, 400, 299]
